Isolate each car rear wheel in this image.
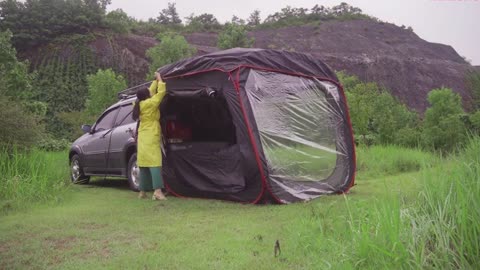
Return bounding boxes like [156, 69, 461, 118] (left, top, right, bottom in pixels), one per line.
[127, 153, 140, 191]
[70, 154, 90, 184]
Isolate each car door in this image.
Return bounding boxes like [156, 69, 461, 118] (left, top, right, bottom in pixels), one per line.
[107, 104, 137, 175]
[82, 107, 119, 174]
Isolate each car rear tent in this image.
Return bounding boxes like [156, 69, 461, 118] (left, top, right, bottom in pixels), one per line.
[133, 48, 356, 204]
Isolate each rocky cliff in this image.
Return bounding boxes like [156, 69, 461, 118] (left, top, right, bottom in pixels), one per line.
[22, 19, 476, 112]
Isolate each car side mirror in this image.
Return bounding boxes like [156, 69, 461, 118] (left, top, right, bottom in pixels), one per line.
[81, 124, 92, 134]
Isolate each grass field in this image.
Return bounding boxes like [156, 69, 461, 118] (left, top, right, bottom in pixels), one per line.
[0, 139, 479, 269]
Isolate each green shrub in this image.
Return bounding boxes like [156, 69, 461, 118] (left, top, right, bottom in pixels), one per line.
[217, 23, 254, 49]
[37, 137, 71, 152]
[184, 13, 222, 32]
[57, 110, 96, 141]
[86, 69, 127, 117]
[146, 34, 196, 76]
[0, 95, 44, 150]
[469, 111, 480, 134]
[105, 9, 134, 34]
[394, 127, 422, 148]
[422, 88, 467, 151]
[340, 72, 418, 146]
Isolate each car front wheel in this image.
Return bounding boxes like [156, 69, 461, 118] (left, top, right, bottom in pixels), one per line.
[127, 153, 140, 191]
[70, 154, 90, 184]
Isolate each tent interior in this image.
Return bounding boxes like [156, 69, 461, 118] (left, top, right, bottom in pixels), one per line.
[161, 95, 236, 147]
[160, 94, 247, 194]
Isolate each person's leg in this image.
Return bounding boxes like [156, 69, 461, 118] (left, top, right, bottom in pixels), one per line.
[150, 167, 163, 189]
[138, 167, 152, 198]
[150, 167, 166, 200]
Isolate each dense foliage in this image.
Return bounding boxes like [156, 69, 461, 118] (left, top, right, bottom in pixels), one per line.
[466, 71, 480, 110]
[0, 30, 44, 149]
[338, 72, 418, 146]
[422, 88, 467, 151]
[86, 69, 127, 116]
[184, 13, 222, 32]
[338, 72, 476, 152]
[0, 0, 111, 49]
[217, 23, 254, 49]
[146, 33, 196, 76]
[0, 1, 475, 155]
[259, 2, 372, 29]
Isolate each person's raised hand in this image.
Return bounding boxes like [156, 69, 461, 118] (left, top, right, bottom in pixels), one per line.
[155, 72, 163, 82]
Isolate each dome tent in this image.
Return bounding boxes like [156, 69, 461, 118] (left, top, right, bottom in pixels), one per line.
[156, 48, 355, 204]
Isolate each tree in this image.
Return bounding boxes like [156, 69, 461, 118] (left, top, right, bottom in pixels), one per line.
[0, 30, 44, 148]
[145, 34, 196, 76]
[247, 10, 261, 26]
[157, 2, 182, 25]
[310, 4, 330, 16]
[422, 88, 467, 151]
[217, 23, 254, 49]
[185, 13, 220, 32]
[0, 0, 112, 49]
[86, 69, 127, 116]
[339, 72, 418, 146]
[0, 30, 39, 103]
[231, 15, 245, 25]
[105, 8, 135, 33]
[331, 2, 362, 16]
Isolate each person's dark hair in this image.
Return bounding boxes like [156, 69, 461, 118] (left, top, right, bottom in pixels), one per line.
[132, 88, 151, 121]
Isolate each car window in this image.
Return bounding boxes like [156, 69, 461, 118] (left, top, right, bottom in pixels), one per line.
[94, 108, 118, 132]
[120, 111, 135, 125]
[115, 104, 134, 126]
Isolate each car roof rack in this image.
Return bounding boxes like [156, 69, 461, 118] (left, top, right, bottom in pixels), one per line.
[117, 81, 152, 99]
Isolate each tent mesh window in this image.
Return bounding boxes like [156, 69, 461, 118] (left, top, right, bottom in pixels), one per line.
[246, 70, 348, 187]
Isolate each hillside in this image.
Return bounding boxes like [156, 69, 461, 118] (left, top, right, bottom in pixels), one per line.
[20, 19, 475, 112]
[184, 20, 474, 112]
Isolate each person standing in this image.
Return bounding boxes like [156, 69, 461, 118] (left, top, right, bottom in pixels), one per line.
[132, 72, 167, 200]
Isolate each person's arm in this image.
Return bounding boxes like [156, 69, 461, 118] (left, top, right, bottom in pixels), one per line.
[144, 73, 167, 106]
[148, 80, 158, 96]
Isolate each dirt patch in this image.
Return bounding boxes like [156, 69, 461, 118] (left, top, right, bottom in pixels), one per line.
[0, 242, 9, 254]
[43, 236, 78, 251]
[79, 222, 108, 230]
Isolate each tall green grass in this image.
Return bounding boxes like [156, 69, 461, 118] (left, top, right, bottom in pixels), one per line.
[410, 137, 480, 268]
[0, 148, 69, 213]
[356, 145, 439, 178]
[294, 138, 480, 269]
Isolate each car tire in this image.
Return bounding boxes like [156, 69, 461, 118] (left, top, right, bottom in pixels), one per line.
[127, 153, 140, 191]
[70, 154, 90, 184]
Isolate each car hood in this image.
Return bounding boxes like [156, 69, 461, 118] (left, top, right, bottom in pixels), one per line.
[72, 133, 90, 147]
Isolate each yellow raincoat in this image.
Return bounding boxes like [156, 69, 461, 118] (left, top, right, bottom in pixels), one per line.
[137, 80, 167, 167]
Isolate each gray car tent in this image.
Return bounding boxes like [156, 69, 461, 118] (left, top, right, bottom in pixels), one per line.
[123, 48, 356, 204]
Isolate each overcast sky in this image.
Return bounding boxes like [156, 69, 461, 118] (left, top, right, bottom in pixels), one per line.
[107, 0, 480, 65]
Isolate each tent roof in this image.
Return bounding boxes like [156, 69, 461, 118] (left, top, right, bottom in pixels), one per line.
[157, 48, 338, 82]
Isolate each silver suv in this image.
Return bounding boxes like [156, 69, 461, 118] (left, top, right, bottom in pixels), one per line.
[69, 96, 140, 190]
